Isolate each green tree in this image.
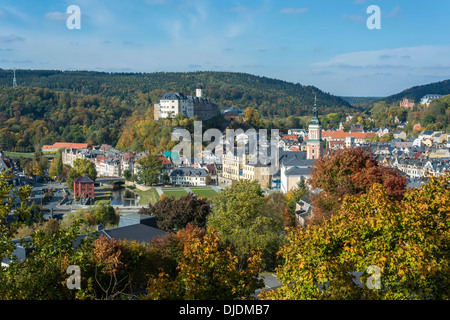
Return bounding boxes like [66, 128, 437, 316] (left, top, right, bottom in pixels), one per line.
[66, 158, 97, 192]
[25, 202, 44, 226]
[285, 178, 309, 218]
[33, 150, 49, 172]
[207, 180, 285, 270]
[93, 203, 119, 227]
[123, 169, 133, 182]
[260, 174, 450, 300]
[161, 171, 170, 184]
[136, 154, 163, 186]
[0, 171, 32, 274]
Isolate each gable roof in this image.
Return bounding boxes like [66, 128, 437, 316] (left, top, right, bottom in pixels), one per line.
[161, 92, 186, 100]
[170, 167, 208, 177]
[74, 174, 94, 183]
[322, 130, 375, 141]
[104, 224, 166, 243]
[284, 166, 311, 176]
[118, 213, 158, 228]
[157, 154, 173, 165]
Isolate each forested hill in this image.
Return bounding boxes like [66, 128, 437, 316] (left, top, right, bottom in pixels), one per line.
[381, 79, 450, 104]
[0, 69, 355, 118]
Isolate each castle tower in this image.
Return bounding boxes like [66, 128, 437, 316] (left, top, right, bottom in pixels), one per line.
[196, 81, 203, 98]
[307, 96, 322, 160]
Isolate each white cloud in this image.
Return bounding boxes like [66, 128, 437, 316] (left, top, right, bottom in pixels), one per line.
[45, 11, 68, 21]
[313, 45, 450, 70]
[229, 7, 251, 13]
[145, 0, 171, 4]
[384, 6, 401, 18]
[279, 8, 308, 15]
[0, 34, 25, 43]
[310, 45, 450, 96]
[341, 14, 365, 23]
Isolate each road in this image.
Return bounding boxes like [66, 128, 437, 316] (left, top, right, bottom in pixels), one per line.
[27, 181, 68, 211]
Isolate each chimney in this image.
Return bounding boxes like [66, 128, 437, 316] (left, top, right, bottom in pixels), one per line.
[97, 224, 103, 231]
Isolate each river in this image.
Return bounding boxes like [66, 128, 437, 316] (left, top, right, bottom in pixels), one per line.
[107, 183, 138, 206]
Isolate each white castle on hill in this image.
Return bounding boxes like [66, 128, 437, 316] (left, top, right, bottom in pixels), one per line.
[154, 82, 220, 121]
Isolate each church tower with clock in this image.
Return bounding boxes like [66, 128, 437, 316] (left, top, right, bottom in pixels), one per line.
[307, 96, 322, 160]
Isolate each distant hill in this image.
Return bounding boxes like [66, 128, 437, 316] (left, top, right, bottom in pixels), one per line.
[381, 79, 450, 104]
[0, 69, 356, 118]
[340, 96, 383, 107]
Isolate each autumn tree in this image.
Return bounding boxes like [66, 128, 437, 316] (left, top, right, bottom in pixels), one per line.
[48, 151, 65, 181]
[0, 171, 32, 291]
[261, 174, 450, 300]
[140, 192, 211, 232]
[309, 147, 407, 224]
[243, 107, 261, 127]
[146, 223, 206, 280]
[145, 230, 264, 300]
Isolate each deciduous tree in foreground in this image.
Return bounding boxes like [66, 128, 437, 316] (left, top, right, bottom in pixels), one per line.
[309, 146, 407, 225]
[145, 229, 264, 300]
[260, 174, 450, 300]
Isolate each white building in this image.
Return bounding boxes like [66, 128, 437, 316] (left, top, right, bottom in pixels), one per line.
[420, 94, 443, 106]
[154, 82, 219, 121]
[169, 167, 208, 186]
[154, 92, 195, 120]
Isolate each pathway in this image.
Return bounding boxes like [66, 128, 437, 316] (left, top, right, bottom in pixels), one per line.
[154, 186, 164, 196]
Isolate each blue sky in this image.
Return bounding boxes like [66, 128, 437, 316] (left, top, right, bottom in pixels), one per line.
[0, 0, 449, 96]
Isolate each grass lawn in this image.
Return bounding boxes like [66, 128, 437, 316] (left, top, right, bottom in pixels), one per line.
[4, 151, 55, 159]
[162, 188, 189, 199]
[4, 151, 35, 159]
[133, 187, 160, 205]
[189, 188, 218, 199]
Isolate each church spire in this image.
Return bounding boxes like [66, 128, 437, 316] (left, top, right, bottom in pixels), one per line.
[313, 95, 318, 118]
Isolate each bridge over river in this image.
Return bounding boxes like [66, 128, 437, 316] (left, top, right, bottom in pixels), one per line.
[96, 177, 125, 184]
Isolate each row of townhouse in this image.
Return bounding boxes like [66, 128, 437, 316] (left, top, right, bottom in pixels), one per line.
[62, 145, 139, 178]
[218, 141, 315, 193]
[58, 141, 219, 187]
[417, 130, 449, 146]
[389, 157, 450, 179]
[169, 167, 208, 186]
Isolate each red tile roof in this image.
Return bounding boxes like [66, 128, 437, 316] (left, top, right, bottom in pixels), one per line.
[281, 135, 299, 141]
[321, 130, 375, 141]
[157, 155, 172, 165]
[44, 142, 89, 150]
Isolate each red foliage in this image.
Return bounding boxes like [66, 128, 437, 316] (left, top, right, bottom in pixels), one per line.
[309, 147, 407, 224]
